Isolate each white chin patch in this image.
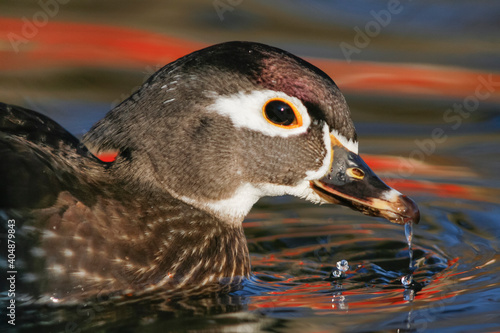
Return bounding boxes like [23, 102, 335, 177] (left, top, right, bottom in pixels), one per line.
[206, 90, 311, 137]
[330, 128, 358, 154]
[172, 184, 261, 224]
[174, 181, 325, 225]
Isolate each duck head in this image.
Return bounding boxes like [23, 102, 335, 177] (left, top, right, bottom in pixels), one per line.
[84, 41, 419, 225]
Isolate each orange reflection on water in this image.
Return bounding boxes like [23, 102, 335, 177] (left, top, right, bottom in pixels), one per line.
[0, 17, 203, 70]
[363, 154, 500, 203]
[249, 257, 463, 315]
[1, 18, 499, 101]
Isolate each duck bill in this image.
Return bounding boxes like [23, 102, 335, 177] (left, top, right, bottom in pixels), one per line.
[311, 143, 420, 225]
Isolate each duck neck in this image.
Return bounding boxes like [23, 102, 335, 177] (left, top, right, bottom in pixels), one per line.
[101, 187, 252, 290]
[148, 199, 251, 288]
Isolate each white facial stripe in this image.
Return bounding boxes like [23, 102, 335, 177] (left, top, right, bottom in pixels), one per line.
[330, 128, 358, 154]
[206, 90, 311, 137]
[305, 123, 332, 180]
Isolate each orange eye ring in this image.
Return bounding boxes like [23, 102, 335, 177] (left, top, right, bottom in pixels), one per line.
[262, 98, 303, 129]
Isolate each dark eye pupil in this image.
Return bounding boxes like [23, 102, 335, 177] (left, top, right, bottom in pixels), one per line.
[264, 100, 296, 126]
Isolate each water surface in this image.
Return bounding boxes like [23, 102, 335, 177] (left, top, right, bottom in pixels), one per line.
[1, 1, 499, 332]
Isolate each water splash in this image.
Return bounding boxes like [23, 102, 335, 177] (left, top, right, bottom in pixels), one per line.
[331, 262, 349, 309]
[401, 274, 413, 286]
[403, 288, 415, 302]
[405, 221, 414, 272]
[331, 270, 343, 278]
[336, 259, 349, 272]
[401, 221, 415, 301]
[331, 282, 348, 310]
[330, 259, 349, 279]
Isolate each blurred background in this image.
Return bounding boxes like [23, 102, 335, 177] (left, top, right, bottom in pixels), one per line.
[1, 1, 500, 332]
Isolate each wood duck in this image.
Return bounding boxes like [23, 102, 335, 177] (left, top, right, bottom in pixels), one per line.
[0, 41, 419, 303]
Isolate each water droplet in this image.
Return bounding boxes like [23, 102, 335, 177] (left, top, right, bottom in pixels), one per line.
[338, 301, 349, 310]
[402, 222, 416, 302]
[331, 270, 342, 278]
[403, 288, 415, 302]
[405, 222, 414, 272]
[405, 222, 413, 245]
[336, 259, 349, 272]
[401, 274, 413, 286]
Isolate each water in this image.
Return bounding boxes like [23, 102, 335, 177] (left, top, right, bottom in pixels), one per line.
[401, 222, 414, 295]
[1, 1, 500, 332]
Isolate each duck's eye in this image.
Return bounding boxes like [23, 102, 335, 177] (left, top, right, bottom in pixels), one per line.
[263, 98, 302, 128]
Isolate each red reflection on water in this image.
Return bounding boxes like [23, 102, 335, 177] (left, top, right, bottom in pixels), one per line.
[313, 58, 500, 101]
[1, 18, 499, 101]
[0, 18, 203, 70]
[362, 154, 500, 203]
[248, 278, 411, 313]
[383, 178, 498, 204]
[385, 179, 470, 198]
[249, 257, 463, 314]
[362, 154, 475, 178]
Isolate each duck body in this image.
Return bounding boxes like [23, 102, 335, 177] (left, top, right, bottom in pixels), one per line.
[1, 42, 418, 303]
[1, 104, 249, 302]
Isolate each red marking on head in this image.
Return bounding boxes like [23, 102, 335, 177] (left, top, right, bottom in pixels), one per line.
[96, 152, 119, 163]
